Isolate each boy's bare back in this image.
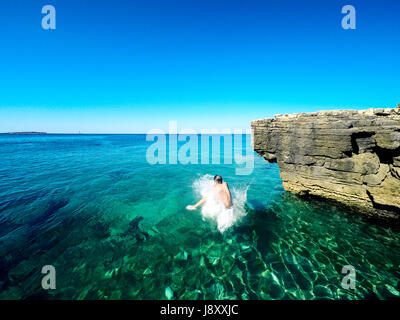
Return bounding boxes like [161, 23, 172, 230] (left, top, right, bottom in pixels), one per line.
[214, 182, 232, 209]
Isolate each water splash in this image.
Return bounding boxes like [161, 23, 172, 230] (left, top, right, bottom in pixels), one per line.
[192, 174, 248, 233]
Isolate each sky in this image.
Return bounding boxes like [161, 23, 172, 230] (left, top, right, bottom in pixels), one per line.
[0, 0, 399, 133]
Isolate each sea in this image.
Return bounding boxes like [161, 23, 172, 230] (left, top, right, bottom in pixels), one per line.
[0, 134, 399, 299]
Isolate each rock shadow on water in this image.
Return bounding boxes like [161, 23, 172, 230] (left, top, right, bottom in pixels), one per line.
[295, 191, 400, 230]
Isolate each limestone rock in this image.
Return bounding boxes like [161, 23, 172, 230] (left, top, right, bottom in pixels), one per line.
[251, 108, 400, 220]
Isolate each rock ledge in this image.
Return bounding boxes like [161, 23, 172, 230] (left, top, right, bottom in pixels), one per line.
[251, 108, 400, 220]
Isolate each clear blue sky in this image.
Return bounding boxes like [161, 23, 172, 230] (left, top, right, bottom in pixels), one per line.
[0, 0, 399, 133]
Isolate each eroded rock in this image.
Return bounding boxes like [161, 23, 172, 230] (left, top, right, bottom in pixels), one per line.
[251, 108, 400, 220]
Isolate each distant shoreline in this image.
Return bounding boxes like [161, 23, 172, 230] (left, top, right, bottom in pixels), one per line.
[5, 132, 47, 135]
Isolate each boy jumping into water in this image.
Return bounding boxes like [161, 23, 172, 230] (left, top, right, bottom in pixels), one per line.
[186, 175, 233, 210]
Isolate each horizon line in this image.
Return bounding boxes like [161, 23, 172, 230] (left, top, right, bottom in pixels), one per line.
[0, 132, 253, 135]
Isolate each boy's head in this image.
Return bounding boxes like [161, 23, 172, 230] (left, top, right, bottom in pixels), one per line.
[214, 175, 223, 184]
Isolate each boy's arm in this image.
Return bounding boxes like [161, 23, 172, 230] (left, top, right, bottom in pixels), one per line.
[186, 197, 207, 210]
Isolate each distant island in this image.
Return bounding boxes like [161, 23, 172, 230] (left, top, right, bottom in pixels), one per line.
[5, 132, 47, 135]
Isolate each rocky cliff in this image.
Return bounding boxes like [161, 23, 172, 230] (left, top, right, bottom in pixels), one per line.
[251, 108, 400, 220]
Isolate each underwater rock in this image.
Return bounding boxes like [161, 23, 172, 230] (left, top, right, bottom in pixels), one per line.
[7, 259, 37, 283]
[174, 250, 189, 261]
[252, 108, 400, 220]
[109, 169, 129, 181]
[384, 284, 400, 297]
[313, 285, 333, 299]
[0, 190, 47, 215]
[147, 226, 160, 237]
[143, 268, 152, 275]
[128, 216, 144, 231]
[126, 216, 149, 241]
[110, 290, 122, 299]
[90, 221, 110, 239]
[104, 267, 119, 279]
[165, 286, 174, 300]
[207, 256, 220, 266]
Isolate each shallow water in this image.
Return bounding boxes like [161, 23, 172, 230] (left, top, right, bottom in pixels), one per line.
[0, 134, 399, 300]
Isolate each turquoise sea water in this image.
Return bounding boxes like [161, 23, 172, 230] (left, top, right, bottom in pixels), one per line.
[0, 134, 399, 300]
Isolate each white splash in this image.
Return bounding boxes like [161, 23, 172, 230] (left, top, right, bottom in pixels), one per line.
[192, 174, 248, 233]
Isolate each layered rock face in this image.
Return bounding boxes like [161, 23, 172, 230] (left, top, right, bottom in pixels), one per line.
[251, 108, 400, 220]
